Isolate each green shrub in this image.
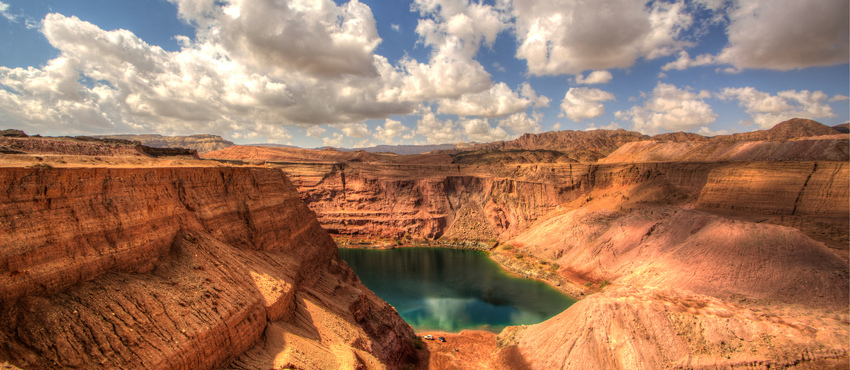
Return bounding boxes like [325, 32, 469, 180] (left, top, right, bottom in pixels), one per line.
[599, 279, 611, 289]
[502, 244, 514, 251]
[515, 253, 523, 259]
[549, 263, 560, 271]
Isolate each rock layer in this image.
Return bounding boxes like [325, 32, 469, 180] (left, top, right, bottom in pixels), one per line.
[0, 166, 417, 369]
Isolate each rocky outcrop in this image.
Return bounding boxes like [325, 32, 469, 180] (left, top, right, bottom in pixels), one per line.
[441, 129, 649, 162]
[599, 137, 849, 163]
[0, 166, 417, 369]
[95, 134, 234, 154]
[495, 186, 849, 369]
[0, 136, 200, 158]
[498, 286, 849, 370]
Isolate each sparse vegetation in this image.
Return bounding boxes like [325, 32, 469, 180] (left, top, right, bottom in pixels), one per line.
[599, 279, 611, 289]
[515, 253, 523, 259]
[549, 263, 560, 271]
[502, 244, 514, 251]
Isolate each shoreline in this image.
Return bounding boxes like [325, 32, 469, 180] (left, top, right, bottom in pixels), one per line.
[334, 235, 594, 299]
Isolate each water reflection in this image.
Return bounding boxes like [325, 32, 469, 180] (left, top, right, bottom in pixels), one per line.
[339, 247, 575, 332]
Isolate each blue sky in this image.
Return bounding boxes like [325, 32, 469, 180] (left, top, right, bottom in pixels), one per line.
[0, 0, 847, 148]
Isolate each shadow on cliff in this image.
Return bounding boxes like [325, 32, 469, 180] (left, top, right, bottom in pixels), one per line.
[495, 345, 532, 370]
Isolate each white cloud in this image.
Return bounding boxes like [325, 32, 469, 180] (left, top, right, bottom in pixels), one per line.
[829, 94, 849, 103]
[462, 117, 510, 142]
[0, 2, 12, 21]
[0, 11, 418, 142]
[391, 24, 400, 32]
[386, 0, 510, 103]
[697, 126, 730, 136]
[374, 119, 410, 144]
[617, 82, 716, 134]
[339, 122, 370, 138]
[519, 82, 550, 108]
[436, 82, 534, 118]
[575, 70, 613, 84]
[499, 111, 542, 135]
[416, 109, 463, 144]
[322, 132, 344, 147]
[661, 51, 715, 71]
[585, 122, 621, 131]
[0, 2, 37, 28]
[717, 0, 849, 71]
[560, 87, 615, 122]
[306, 125, 326, 138]
[551, 122, 561, 131]
[175, 0, 382, 78]
[718, 87, 836, 129]
[510, 0, 694, 75]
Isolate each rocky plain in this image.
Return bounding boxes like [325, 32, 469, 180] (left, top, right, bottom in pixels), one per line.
[0, 118, 848, 369]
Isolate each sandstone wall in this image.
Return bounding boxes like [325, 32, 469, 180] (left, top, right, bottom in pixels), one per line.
[0, 167, 416, 369]
[277, 161, 847, 244]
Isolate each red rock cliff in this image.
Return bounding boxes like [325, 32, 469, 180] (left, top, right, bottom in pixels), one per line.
[0, 166, 417, 369]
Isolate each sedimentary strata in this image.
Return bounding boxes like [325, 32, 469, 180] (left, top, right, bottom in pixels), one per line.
[0, 166, 417, 369]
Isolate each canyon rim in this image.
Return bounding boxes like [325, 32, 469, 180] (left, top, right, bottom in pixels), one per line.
[0, 118, 845, 369]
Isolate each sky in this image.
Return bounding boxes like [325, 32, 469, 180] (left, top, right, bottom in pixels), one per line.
[0, 0, 847, 148]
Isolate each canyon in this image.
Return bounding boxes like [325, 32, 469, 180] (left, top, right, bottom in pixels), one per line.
[0, 118, 847, 369]
[204, 118, 849, 369]
[0, 137, 418, 369]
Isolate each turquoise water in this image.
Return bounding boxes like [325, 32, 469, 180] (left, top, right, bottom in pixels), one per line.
[338, 247, 575, 333]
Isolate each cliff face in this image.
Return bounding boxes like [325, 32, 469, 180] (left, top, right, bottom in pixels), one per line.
[0, 167, 416, 369]
[96, 134, 234, 154]
[252, 160, 848, 251]
[494, 176, 849, 369]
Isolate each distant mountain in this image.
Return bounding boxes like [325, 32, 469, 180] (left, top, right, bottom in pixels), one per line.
[252, 143, 301, 149]
[710, 118, 843, 142]
[95, 134, 234, 154]
[317, 143, 460, 155]
[442, 129, 649, 163]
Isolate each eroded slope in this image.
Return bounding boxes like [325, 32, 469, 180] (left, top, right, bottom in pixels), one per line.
[0, 166, 417, 369]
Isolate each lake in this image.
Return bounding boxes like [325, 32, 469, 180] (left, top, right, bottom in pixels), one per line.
[338, 247, 575, 333]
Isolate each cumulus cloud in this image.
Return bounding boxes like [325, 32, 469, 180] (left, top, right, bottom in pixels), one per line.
[697, 126, 730, 136]
[462, 117, 510, 142]
[585, 122, 621, 131]
[499, 111, 542, 135]
[575, 70, 613, 84]
[560, 87, 615, 122]
[306, 125, 326, 138]
[173, 0, 382, 78]
[717, 87, 835, 129]
[339, 122, 370, 138]
[322, 132, 345, 147]
[717, 0, 849, 71]
[416, 109, 463, 144]
[0, 9, 418, 141]
[616, 82, 716, 134]
[510, 0, 694, 75]
[374, 119, 410, 144]
[661, 51, 715, 71]
[436, 82, 536, 117]
[384, 0, 510, 103]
